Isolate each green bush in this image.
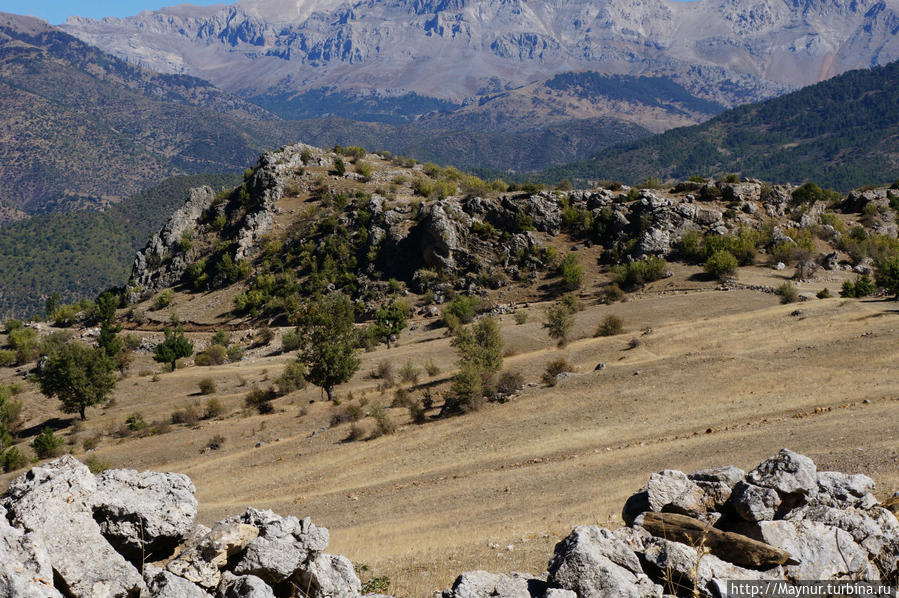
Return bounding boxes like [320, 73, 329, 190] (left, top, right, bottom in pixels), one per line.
[227, 345, 245, 362]
[841, 275, 876, 298]
[153, 290, 174, 311]
[543, 301, 575, 346]
[276, 360, 307, 395]
[791, 182, 841, 206]
[448, 364, 485, 413]
[816, 288, 833, 299]
[31, 427, 64, 459]
[198, 378, 216, 395]
[2, 447, 27, 473]
[442, 295, 479, 327]
[195, 344, 227, 366]
[611, 257, 667, 290]
[704, 250, 739, 280]
[559, 254, 584, 291]
[281, 329, 302, 352]
[126, 413, 147, 432]
[0, 349, 16, 366]
[876, 256, 899, 297]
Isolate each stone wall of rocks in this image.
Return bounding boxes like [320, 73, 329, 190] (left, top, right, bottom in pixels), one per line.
[3, 450, 895, 598]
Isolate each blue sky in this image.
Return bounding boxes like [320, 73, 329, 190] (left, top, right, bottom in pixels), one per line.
[0, 1, 227, 25]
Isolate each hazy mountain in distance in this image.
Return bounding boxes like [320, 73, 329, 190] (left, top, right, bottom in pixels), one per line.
[543, 60, 899, 191]
[62, 0, 899, 115]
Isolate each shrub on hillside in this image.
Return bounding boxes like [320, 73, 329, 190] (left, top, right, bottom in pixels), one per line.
[611, 257, 667, 290]
[276, 360, 307, 395]
[595, 315, 624, 337]
[195, 344, 227, 366]
[559, 254, 584, 291]
[840, 275, 875, 298]
[245, 387, 277, 414]
[543, 301, 575, 347]
[31, 427, 64, 459]
[704, 250, 738, 280]
[198, 378, 216, 395]
[775, 283, 799, 304]
[542, 359, 573, 387]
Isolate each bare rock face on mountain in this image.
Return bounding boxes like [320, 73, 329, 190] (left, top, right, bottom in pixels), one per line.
[129, 185, 217, 301]
[62, 0, 899, 111]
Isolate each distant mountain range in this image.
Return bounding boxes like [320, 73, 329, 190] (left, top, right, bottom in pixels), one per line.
[62, 0, 899, 114]
[3, 10, 726, 216]
[0, 13, 299, 214]
[543, 60, 899, 191]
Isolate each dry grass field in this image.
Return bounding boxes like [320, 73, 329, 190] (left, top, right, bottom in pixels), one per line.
[2, 262, 897, 595]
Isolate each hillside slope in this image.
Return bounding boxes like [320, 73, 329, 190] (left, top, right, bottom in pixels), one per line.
[545, 61, 899, 191]
[0, 13, 289, 213]
[1, 143, 898, 594]
[0, 173, 240, 319]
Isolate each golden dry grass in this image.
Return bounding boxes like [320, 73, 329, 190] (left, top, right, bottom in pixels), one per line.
[2, 270, 898, 595]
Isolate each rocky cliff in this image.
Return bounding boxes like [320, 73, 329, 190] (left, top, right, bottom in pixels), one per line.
[62, 0, 899, 108]
[1, 451, 896, 597]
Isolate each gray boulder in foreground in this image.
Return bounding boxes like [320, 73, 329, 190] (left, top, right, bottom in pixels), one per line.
[1, 456, 146, 597]
[2, 451, 896, 598]
[0, 457, 362, 598]
[446, 449, 898, 598]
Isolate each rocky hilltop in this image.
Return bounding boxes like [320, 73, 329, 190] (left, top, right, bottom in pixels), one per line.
[62, 0, 899, 109]
[1, 451, 896, 597]
[124, 140, 898, 325]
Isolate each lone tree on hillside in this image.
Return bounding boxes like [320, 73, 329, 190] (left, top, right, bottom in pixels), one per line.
[445, 317, 504, 413]
[373, 300, 409, 348]
[39, 342, 116, 420]
[294, 292, 360, 401]
[543, 301, 575, 346]
[154, 325, 194, 371]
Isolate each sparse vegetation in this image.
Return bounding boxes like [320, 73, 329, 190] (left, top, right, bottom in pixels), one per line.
[198, 378, 216, 395]
[542, 358, 573, 386]
[775, 283, 799, 304]
[543, 301, 575, 346]
[31, 427, 65, 459]
[595, 315, 624, 337]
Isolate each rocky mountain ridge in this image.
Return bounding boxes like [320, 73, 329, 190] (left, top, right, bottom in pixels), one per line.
[124, 141, 898, 329]
[61, 0, 899, 110]
[1, 451, 896, 597]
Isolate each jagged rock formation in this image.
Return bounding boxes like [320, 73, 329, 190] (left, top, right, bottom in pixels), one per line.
[125, 141, 898, 318]
[61, 0, 899, 109]
[128, 144, 310, 302]
[0, 456, 361, 598]
[2, 451, 893, 598]
[443, 449, 899, 598]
